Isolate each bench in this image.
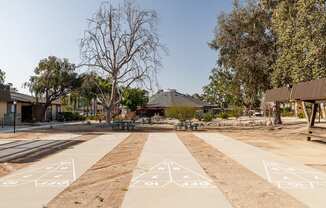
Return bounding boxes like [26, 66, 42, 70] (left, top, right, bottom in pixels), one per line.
[111, 121, 136, 131]
[175, 122, 200, 131]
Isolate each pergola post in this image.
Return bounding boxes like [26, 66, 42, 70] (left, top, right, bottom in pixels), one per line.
[302, 102, 310, 124]
[309, 102, 318, 128]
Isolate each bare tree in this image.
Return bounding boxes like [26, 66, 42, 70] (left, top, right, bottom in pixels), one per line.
[80, 1, 164, 122]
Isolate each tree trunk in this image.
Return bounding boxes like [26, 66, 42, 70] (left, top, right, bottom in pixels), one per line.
[40, 104, 48, 122]
[106, 81, 119, 123]
[106, 106, 113, 123]
[273, 102, 282, 125]
[294, 101, 298, 117]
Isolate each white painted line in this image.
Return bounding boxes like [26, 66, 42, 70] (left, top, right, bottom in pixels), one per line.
[263, 160, 272, 183]
[0, 133, 130, 208]
[122, 133, 232, 208]
[196, 132, 326, 208]
[71, 158, 76, 181]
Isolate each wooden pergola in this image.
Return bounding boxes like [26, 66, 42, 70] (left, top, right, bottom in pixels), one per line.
[265, 78, 326, 141]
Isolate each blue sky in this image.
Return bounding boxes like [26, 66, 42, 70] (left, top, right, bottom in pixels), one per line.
[0, 0, 234, 95]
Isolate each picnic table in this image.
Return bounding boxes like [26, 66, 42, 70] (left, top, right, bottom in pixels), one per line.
[111, 121, 136, 131]
[175, 121, 200, 131]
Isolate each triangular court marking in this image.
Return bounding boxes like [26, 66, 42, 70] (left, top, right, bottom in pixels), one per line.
[0, 159, 76, 188]
[130, 159, 216, 189]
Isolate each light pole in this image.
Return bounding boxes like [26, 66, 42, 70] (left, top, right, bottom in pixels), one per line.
[13, 100, 17, 134]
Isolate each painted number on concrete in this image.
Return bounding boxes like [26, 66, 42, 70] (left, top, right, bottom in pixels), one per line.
[0, 159, 76, 188]
[263, 160, 326, 190]
[130, 160, 216, 189]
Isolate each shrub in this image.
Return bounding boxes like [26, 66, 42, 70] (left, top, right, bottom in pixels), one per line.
[282, 106, 292, 112]
[165, 106, 196, 121]
[229, 106, 243, 118]
[194, 111, 204, 121]
[297, 112, 305, 119]
[203, 112, 214, 122]
[219, 112, 229, 120]
[57, 112, 86, 122]
[86, 114, 104, 121]
[281, 111, 295, 117]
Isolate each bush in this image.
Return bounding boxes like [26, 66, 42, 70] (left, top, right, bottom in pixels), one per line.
[219, 112, 229, 120]
[86, 114, 104, 121]
[203, 112, 214, 122]
[165, 106, 196, 121]
[281, 111, 295, 117]
[229, 106, 243, 118]
[194, 111, 204, 121]
[282, 106, 292, 113]
[57, 112, 86, 122]
[297, 112, 305, 119]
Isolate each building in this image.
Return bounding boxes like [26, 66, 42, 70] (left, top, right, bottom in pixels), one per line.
[137, 89, 213, 117]
[0, 85, 62, 125]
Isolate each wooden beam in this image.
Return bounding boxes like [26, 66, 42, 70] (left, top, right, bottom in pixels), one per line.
[309, 103, 318, 128]
[302, 102, 311, 125]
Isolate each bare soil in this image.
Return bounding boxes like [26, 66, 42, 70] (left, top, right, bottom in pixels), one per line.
[47, 133, 148, 208]
[178, 133, 307, 208]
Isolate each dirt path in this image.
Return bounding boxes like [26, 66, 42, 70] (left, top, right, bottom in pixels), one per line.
[178, 133, 306, 208]
[47, 133, 148, 208]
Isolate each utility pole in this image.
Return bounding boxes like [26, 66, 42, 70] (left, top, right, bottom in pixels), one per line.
[13, 100, 17, 133]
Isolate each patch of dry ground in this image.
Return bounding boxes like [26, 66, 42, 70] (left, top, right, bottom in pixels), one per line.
[47, 133, 148, 208]
[219, 125, 326, 173]
[178, 133, 306, 208]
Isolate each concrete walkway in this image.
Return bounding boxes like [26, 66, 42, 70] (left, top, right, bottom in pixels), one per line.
[0, 133, 129, 208]
[195, 132, 326, 208]
[121, 133, 232, 208]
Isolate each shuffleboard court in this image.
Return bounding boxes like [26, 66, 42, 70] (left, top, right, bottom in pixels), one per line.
[0, 140, 76, 162]
[121, 133, 232, 208]
[195, 132, 326, 208]
[0, 133, 129, 208]
[0, 140, 13, 145]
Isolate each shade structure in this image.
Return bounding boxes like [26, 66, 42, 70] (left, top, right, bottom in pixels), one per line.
[264, 87, 292, 102]
[291, 78, 326, 101]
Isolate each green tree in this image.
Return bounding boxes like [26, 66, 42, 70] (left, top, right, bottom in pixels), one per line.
[65, 72, 112, 115]
[0, 69, 5, 84]
[121, 88, 148, 111]
[210, 0, 275, 110]
[25, 56, 79, 121]
[203, 66, 241, 108]
[271, 0, 326, 86]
